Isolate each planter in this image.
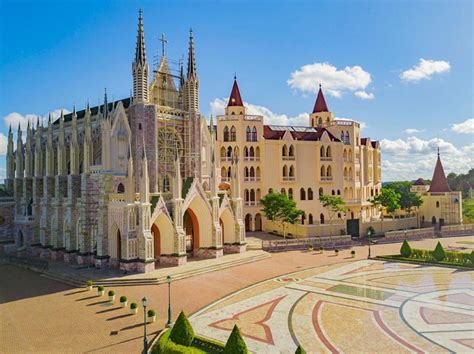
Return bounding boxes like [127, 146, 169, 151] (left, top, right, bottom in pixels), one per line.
[87, 285, 93, 291]
[130, 307, 138, 315]
[148, 315, 156, 323]
[109, 295, 115, 302]
[98, 290, 104, 296]
[121, 301, 128, 308]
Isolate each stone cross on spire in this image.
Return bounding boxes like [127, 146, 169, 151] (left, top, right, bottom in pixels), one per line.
[159, 33, 168, 57]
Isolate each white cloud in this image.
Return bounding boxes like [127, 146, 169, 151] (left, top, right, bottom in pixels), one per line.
[354, 91, 375, 100]
[3, 109, 69, 131]
[400, 58, 450, 82]
[0, 133, 7, 155]
[404, 128, 425, 134]
[287, 62, 374, 99]
[210, 98, 309, 126]
[451, 118, 474, 134]
[380, 136, 474, 181]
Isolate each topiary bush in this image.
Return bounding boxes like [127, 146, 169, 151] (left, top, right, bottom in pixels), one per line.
[108, 290, 115, 296]
[295, 345, 306, 354]
[400, 240, 412, 257]
[86, 280, 93, 287]
[98, 285, 104, 292]
[223, 325, 248, 354]
[148, 309, 156, 317]
[130, 302, 137, 309]
[169, 311, 195, 347]
[120, 296, 127, 303]
[433, 242, 446, 262]
[470, 251, 474, 264]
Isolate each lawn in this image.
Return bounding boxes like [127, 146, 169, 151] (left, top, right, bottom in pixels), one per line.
[463, 197, 474, 223]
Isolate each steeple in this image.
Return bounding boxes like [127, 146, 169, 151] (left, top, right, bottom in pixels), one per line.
[174, 152, 182, 199]
[187, 28, 197, 79]
[132, 9, 150, 103]
[15, 123, 24, 179]
[428, 151, 451, 193]
[227, 77, 244, 107]
[34, 120, 43, 177]
[140, 142, 150, 203]
[70, 106, 79, 175]
[102, 89, 108, 119]
[24, 119, 33, 178]
[6, 124, 15, 182]
[313, 85, 329, 113]
[126, 143, 135, 203]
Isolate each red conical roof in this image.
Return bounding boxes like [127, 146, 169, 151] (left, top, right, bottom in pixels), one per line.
[313, 86, 329, 113]
[227, 78, 244, 107]
[428, 153, 451, 193]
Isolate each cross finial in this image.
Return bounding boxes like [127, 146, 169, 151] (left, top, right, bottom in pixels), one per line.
[159, 33, 168, 57]
[437, 146, 440, 157]
[319, 83, 322, 89]
[234, 72, 237, 80]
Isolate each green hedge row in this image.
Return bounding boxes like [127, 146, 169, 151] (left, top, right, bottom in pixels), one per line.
[400, 240, 474, 266]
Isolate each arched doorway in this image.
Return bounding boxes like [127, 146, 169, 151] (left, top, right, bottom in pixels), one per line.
[17, 230, 24, 249]
[254, 214, 262, 231]
[184, 209, 199, 255]
[245, 214, 252, 232]
[151, 224, 160, 259]
[220, 208, 236, 244]
[116, 229, 122, 260]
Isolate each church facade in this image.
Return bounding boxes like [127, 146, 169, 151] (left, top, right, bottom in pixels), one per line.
[3, 11, 245, 272]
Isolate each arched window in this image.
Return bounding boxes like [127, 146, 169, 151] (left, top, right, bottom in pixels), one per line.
[281, 188, 286, 195]
[370, 189, 374, 197]
[117, 183, 125, 194]
[220, 147, 226, 158]
[341, 131, 344, 141]
[249, 146, 255, 157]
[282, 145, 288, 156]
[163, 176, 170, 192]
[337, 189, 341, 195]
[321, 165, 326, 177]
[289, 145, 294, 157]
[268, 188, 273, 194]
[318, 117, 323, 126]
[300, 188, 306, 200]
[256, 167, 261, 178]
[345, 131, 350, 144]
[332, 190, 335, 195]
[432, 216, 436, 224]
[309, 214, 314, 225]
[436, 201, 440, 208]
[283, 165, 288, 177]
[245, 189, 249, 202]
[244, 146, 249, 157]
[320, 146, 325, 157]
[256, 189, 261, 201]
[252, 127, 257, 141]
[227, 166, 231, 178]
[326, 146, 331, 157]
[301, 212, 306, 225]
[256, 146, 260, 159]
[250, 189, 255, 202]
[319, 187, 323, 196]
[338, 213, 341, 218]
[320, 213, 325, 224]
[343, 149, 347, 160]
[246, 126, 251, 141]
[230, 126, 236, 141]
[227, 146, 233, 158]
[244, 167, 249, 178]
[221, 167, 227, 178]
[308, 188, 313, 200]
[289, 165, 295, 177]
[223, 126, 229, 142]
[344, 167, 348, 177]
[327, 165, 332, 177]
[250, 166, 255, 177]
[288, 188, 293, 199]
[234, 146, 239, 158]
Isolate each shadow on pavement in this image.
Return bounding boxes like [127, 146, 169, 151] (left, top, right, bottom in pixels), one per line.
[65, 289, 88, 296]
[76, 295, 99, 301]
[107, 313, 134, 321]
[87, 300, 110, 306]
[96, 307, 121, 314]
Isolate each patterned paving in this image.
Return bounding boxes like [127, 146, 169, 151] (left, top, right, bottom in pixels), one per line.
[190, 260, 474, 353]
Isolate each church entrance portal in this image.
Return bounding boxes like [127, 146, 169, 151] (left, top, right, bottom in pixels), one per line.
[184, 209, 199, 255]
[151, 224, 161, 259]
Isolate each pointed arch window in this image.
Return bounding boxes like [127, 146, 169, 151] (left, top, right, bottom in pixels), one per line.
[321, 165, 326, 177]
[244, 167, 249, 178]
[227, 146, 233, 158]
[319, 187, 323, 196]
[282, 145, 288, 157]
[250, 189, 255, 202]
[326, 146, 331, 158]
[249, 146, 255, 157]
[308, 188, 313, 200]
[230, 126, 236, 142]
[320, 146, 325, 157]
[327, 165, 332, 177]
[223, 126, 229, 142]
[220, 147, 226, 159]
[289, 145, 294, 157]
[250, 166, 255, 177]
[252, 127, 257, 141]
[283, 165, 288, 177]
[320, 213, 325, 224]
[289, 165, 295, 177]
[244, 146, 249, 158]
[288, 188, 293, 199]
[308, 213, 314, 225]
[281, 188, 286, 195]
[246, 126, 251, 141]
[300, 188, 306, 200]
[117, 183, 125, 194]
[345, 131, 350, 144]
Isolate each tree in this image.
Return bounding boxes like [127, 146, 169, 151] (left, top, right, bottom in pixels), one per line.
[433, 242, 446, 262]
[319, 194, 346, 237]
[384, 182, 423, 224]
[169, 311, 195, 346]
[295, 345, 306, 354]
[400, 240, 412, 257]
[260, 192, 303, 238]
[223, 325, 248, 354]
[370, 188, 400, 219]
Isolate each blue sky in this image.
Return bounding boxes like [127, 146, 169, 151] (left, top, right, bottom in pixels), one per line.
[0, 0, 472, 181]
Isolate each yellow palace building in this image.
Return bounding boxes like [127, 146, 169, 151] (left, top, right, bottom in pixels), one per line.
[215, 79, 382, 237]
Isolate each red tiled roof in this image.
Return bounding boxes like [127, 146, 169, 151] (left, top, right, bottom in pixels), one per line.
[313, 86, 329, 113]
[263, 125, 340, 142]
[413, 178, 426, 186]
[227, 79, 244, 107]
[428, 154, 451, 193]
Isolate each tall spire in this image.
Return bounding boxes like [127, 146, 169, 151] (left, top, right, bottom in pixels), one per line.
[313, 85, 329, 113]
[135, 9, 147, 65]
[428, 152, 451, 193]
[132, 9, 149, 103]
[103, 88, 108, 119]
[187, 28, 197, 79]
[227, 77, 244, 107]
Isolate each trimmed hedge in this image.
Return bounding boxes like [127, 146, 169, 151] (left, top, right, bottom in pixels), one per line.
[400, 240, 412, 257]
[223, 325, 248, 354]
[169, 311, 195, 347]
[433, 242, 446, 261]
[120, 296, 127, 303]
[295, 345, 306, 354]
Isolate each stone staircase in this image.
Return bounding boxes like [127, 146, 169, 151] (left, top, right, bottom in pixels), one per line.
[40, 251, 270, 288]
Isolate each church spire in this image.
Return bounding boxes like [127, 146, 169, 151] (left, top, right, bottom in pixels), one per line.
[313, 85, 329, 113]
[227, 77, 244, 107]
[132, 9, 149, 103]
[187, 28, 197, 79]
[428, 151, 451, 193]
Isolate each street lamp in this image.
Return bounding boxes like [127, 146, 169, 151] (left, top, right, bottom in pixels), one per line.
[166, 275, 173, 327]
[367, 229, 372, 259]
[142, 296, 148, 353]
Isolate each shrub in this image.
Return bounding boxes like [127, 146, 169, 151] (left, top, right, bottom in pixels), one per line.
[433, 242, 446, 262]
[108, 290, 115, 296]
[148, 309, 156, 317]
[86, 280, 93, 287]
[366, 226, 375, 236]
[470, 251, 474, 264]
[308, 245, 313, 251]
[351, 250, 356, 256]
[224, 325, 248, 354]
[130, 302, 137, 309]
[98, 286, 104, 292]
[169, 311, 195, 346]
[335, 249, 339, 255]
[295, 345, 306, 354]
[120, 296, 127, 303]
[320, 246, 324, 252]
[400, 240, 412, 257]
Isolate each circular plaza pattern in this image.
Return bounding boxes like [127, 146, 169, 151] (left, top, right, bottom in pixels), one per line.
[190, 260, 474, 353]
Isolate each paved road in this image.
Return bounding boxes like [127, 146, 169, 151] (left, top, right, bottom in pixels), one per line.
[0, 236, 472, 353]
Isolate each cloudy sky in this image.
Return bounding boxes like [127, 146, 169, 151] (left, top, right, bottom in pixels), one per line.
[0, 0, 472, 181]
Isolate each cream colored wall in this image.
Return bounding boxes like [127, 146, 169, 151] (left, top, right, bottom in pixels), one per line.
[152, 213, 175, 254]
[418, 192, 462, 225]
[186, 195, 213, 248]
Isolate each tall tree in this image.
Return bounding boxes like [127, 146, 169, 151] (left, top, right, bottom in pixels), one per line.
[319, 194, 346, 237]
[260, 192, 303, 238]
[370, 188, 400, 219]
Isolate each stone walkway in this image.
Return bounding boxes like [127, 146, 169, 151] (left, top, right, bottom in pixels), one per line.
[1, 235, 472, 353]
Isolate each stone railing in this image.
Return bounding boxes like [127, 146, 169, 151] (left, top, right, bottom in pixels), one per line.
[440, 224, 474, 237]
[262, 235, 352, 252]
[384, 227, 434, 241]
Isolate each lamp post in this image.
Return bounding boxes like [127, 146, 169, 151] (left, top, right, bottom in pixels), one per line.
[166, 275, 173, 327]
[367, 230, 372, 259]
[142, 296, 148, 353]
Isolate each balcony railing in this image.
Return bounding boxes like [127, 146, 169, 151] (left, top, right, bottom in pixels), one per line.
[244, 201, 260, 206]
[220, 156, 233, 162]
[244, 177, 261, 182]
[282, 156, 295, 161]
[217, 114, 263, 122]
[321, 176, 333, 181]
[221, 177, 230, 182]
[282, 176, 295, 181]
[320, 157, 332, 161]
[244, 156, 260, 162]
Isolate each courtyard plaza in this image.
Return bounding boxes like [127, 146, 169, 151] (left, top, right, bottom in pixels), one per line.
[0, 235, 473, 353]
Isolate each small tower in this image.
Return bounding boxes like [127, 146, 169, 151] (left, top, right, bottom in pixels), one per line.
[34, 119, 43, 177]
[83, 103, 92, 174]
[132, 9, 149, 103]
[5, 125, 15, 193]
[24, 120, 33, 178]
[428, 150, 451, 193]
[45, 114, 54, 176]
[70, 106, 79, 175]
[183, 29, 199, 113]
[15, 124, 24, 179]
[309, 85, 334, 127]
[225, 76, 246, 116]
[57, 110, 67, 175]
